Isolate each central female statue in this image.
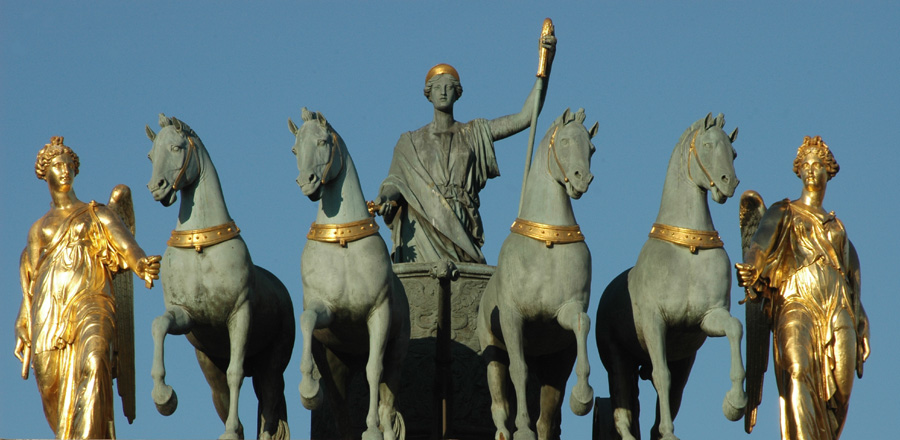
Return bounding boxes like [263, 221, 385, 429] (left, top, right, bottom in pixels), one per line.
[374, 35, 556, 263]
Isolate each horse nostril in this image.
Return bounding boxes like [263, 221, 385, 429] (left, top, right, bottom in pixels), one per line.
[721, 175, 729, 184]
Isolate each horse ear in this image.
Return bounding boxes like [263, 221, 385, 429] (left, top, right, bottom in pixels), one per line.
[704, 112, 715, 130]
[288, 118, 299, 135]
[316, 111, 328, 127]
[729, 126, 739, 143]
[574, 108, 586, 124]
[158, 113, 169, 128]
[301, 107, 313, 122]
[146, 125, 156, 141]
[716, 113, 725, 128]
[588, 121, 600, 139]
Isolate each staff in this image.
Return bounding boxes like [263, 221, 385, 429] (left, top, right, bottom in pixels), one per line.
[519, 18, 556, 215]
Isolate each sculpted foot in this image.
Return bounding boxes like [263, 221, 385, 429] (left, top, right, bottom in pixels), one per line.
[570, 383, 594, 416]
[218, 431, 241, 440]
[722, 388, 748, 421]
[152, 384, 178, 416]
[495, 428, 511, 440]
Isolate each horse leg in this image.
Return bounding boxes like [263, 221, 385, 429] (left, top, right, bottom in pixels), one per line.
[378, 323, 408, 440]
[643, 321, 678, 440]
[317, 344, 353, 440]
[252, 346, 291, 440]
[597, 327, 639, 439]
[501, 309, 535, 440]
[482, 337, 512, 440]
[700, 307, 747, 420]
[150, 305, 193, 415]
[196, 349, 245, 438]
[299, 302, 332, 409]
[534, 347, 575, 440]
[220, 301, 250, 440]
[650, 354, 694, 440]
[557, 301, 593, 416]
[362, 300, 390, 440]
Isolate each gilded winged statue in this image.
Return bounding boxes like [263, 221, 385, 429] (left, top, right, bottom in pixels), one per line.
[14, 136, 161, 439]
[736, 136, 870, 440]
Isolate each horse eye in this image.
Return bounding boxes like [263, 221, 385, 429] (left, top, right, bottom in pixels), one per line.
[703, 142, 712, 149]
[147, 153, 152, 161]
[317, 139, 326, 147]
[291, 147, 297, 155]
[170, 144, 181, 152]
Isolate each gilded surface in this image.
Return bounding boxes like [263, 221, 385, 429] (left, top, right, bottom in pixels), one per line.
[736, 136, 870, 440]
[510, 217, 584, 246]
[166, 220, 240, 251]
[14, 137, 160, 439]
[306, 217, 379, 246]
[648, 222, 723, 252]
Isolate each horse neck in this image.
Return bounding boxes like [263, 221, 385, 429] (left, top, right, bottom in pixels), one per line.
[175, 145, 233, 230]
[316, 145, 370, 224]
[518, 141, 577, 226]
[654, 140, 715, 230]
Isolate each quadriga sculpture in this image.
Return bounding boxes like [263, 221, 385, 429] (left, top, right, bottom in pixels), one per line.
[289, 108, 410, 440]
[478, 108, 598, 440]
[145, 114, 295, 440]
[595, 113, 746, 440]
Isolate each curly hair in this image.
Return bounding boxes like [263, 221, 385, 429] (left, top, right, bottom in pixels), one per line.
[793, 135, 839, 180]
[35, 136, 80, 181]
[423, 74, 463, 101]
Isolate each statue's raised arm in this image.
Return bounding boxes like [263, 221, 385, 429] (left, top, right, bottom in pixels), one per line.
[374, 22, 557, 264]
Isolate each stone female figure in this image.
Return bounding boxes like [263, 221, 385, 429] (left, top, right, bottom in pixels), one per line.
[14, 136, 161, 439]
[373, 33, 556, 263]
[737, 136, 870, 439]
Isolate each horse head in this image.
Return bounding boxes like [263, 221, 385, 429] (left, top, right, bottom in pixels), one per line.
[542, 108, 599, 199]
[145, 113, 202, 207]
[288, 107, 344, 202]
[681, 112, 739, 204]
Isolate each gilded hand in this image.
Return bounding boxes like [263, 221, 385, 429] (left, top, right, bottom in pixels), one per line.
[139, 255, 162, 288]
[734, 262, 759, 288]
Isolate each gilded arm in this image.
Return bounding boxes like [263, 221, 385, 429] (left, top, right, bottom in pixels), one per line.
[95, 205, 160, 287]
[15, 221, 42, 375]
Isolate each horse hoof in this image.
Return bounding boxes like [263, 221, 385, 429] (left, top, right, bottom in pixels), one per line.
[299, 378, 323, 410]
[512, 429, 536, 440]
[153, 384, 178, 416]
[361, 427, 384, 440]
[722, 390, 748, 421]
[569, 384, 594, 416]
[218, 432, 241, 440]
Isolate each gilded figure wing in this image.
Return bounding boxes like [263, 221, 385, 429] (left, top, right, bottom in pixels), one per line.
[738, 190, 770, 433]
[108, 184, 136, 424]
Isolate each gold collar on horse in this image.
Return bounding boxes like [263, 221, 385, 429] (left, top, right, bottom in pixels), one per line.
[307, 218, 379, 247]
[168, 221, 241, 252]
[648, 222, 723, 253]
[510, 218, 584, 247]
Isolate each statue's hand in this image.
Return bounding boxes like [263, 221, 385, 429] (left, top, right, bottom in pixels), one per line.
[373, 194, 399, 224]
[14, 316, 30, 363]
[541, 34, 557, 54]
[138, 255, 162, 288]
[858, 311, 871, 369]
[734, 262, 760, 289]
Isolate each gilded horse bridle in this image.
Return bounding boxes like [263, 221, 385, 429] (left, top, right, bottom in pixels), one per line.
[685, 129, 717, 190]
[171, 136, 197, 191]
[319, 131, 343, 185]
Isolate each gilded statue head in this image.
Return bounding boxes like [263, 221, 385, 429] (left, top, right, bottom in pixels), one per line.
[423, 63, 463, 101]
[793, 135, 839, 180]
[35, 136, 80, 181]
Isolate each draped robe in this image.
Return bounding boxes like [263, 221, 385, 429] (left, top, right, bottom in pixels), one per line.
[380, 118, 498, 263]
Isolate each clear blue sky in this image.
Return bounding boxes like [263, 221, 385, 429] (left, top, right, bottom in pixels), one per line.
[2, 2, 897, 438]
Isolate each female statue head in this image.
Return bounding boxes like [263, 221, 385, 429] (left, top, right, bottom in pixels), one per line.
[35, 136, 80, 181]
[423, 63, 463, 102]
[793, 135, 839, 180]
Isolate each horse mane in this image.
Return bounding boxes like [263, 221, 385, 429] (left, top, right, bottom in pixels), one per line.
[550, 107, 587, 129]
[157, 113, 205, 149]
[300, 107, 347, 152]
[676, 112, 727, 146]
